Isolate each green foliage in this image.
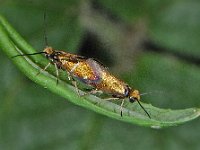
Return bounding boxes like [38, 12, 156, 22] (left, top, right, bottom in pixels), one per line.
[1, 1, 200, 150]
[1, 15, 200, 128]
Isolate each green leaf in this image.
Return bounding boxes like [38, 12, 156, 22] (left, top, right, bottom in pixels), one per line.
[0, 14, 200, 128]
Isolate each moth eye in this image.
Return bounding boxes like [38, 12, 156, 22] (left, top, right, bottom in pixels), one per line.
[129, 97, 136, 103]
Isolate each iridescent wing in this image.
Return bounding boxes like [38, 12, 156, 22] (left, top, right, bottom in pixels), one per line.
[71, 58, 106, 84]
[60, 53, 87, 63]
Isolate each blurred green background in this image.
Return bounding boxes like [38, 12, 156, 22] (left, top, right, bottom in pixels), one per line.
[1, 0, 200, 149]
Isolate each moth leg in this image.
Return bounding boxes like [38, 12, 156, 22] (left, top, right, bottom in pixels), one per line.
[71, 78, 81, 97]
[36, 62, 51, 76]
[67, 72, 72, 81]
[54, 63, 59, 85]
[80, 89, 102, 97]
[70, 62, 80, 73]
[67, 62, 82, 96]
[66, 71, 80, 96]
[120, 99, 125, 117]
[103, 97, 120, 101]
[103, 97, 124, 117]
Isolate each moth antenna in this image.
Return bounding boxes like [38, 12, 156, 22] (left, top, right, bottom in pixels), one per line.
[136, 100, 151, 119]
[12, 52, 46, 58]
[12, 10, 50, 59]
[140, 90, 164, 96]
[43, 9, 49, 47]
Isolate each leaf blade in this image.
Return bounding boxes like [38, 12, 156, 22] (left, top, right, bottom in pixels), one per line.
[0, 14, 200, 128]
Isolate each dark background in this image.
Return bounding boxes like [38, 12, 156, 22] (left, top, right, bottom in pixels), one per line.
[1, 0, 200, 149]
